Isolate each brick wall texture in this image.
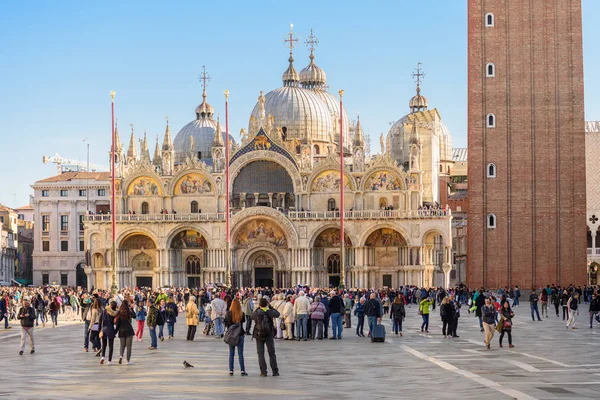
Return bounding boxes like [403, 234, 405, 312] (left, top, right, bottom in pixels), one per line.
[467, 0, 587, 288]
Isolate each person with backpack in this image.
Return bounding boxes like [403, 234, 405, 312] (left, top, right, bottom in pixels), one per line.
[165, 297, 178, 339]
[390, 295, 405, 336]
[252, 297, 280, 377]
[419, 297, 434, 333]
[224, 298, 247, 376]
[146, 298, 160, 350]
[33, 294, 46, 328]
[99, 301, 118, 364]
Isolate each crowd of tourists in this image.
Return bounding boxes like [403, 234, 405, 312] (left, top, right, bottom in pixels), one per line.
[0, 282, 593, 375]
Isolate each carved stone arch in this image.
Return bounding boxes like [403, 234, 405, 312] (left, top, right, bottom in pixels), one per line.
[361, 166, 409, 192]
[121, 164, 164, 197]
[116, 227, 159, 249]
[359, 223, 413, 247]
[168, 166, 218, 196]
[88, 230, 104, 250]
[237, 243, 286, 273]
[229, 151, 302, 194]
[421, 228, 449, 246]
[231, 207, 298, 248]
[309, 223, 357, 248]
[307, 162, 356, 193]
[165, 225, 213, 249]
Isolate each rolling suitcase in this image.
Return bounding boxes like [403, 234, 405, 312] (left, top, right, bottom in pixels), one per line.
[371, 324, 386, 342]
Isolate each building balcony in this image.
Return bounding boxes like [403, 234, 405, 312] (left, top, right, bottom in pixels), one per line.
[85, 213, 226, 223]
[84, 208, 450, 224]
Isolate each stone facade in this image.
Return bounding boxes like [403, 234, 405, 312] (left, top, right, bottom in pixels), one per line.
[84, 124, 452, 290]
[31, 172, 111, 287]
[0, 204, 18, 285]
[467, 0, 587, 288]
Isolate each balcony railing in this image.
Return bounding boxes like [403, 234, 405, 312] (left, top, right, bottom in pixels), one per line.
[85, 208, 450, 223]
[288, 209, 451, 220]
[85, 213, 226, 223]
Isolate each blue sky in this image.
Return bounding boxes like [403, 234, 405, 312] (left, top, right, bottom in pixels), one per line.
[1, 1, 598, 208]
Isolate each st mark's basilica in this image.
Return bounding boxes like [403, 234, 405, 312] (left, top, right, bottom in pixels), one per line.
[83, 29, 454, 290]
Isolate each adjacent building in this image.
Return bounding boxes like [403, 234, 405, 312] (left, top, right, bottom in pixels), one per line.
[586, 121, 600, 284]
[467, 1, 587, 288]
[0, 204, 18, 285]
[31, 171, 111, 287]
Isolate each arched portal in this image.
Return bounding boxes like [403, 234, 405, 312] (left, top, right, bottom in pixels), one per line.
[327, 254, 341, 287]
[232, 160, 294, 210]
[120, 234, 157, 289]
[186, 255, 202, 288]
[76, 262, 87, 289]
[252, 252, 276, 288]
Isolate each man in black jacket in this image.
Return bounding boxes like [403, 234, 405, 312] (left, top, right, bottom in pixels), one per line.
[252, 298, 280, 377]
[18, 297, 36, 355]
[364, 293, 382, 338]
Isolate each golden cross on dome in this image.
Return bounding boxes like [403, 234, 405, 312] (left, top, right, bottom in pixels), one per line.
[198, 65, 211, 94]
[305, 28, 319, 54]
[283, 24, 299, 56]
[412, 62, 425, 86]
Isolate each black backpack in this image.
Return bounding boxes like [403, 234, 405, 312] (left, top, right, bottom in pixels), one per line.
[254, 311, 272, 339]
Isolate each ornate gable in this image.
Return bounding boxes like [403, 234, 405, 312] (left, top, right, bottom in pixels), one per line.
[230, 128, 297, 168]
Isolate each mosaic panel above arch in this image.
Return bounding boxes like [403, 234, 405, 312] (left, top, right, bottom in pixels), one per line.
[234, 219, 287, 248]
[174, 173, 213, 195]
[364, 170, 405, 191]
[127, 176, 162, 196]
[171, 230, 208, 249]
[121, 234, 156, 249]
[314, 228, 353, 247]
[364, 228, 407, 247]
[311, 170, 354, 192]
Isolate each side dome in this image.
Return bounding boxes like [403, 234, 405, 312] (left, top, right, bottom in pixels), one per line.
[173, 119, 233, 164]
[248, 86, 333, 142]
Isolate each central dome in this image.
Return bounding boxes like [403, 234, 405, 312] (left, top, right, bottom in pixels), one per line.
[249, 86, 333, 142]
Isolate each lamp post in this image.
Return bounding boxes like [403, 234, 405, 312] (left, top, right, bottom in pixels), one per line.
[110, 90, 118, 294]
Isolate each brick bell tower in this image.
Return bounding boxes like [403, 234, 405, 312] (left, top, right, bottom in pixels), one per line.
[467, 0, 587, 289]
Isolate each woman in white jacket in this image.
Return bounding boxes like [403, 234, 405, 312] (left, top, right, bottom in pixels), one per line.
[270, 294, 286, 339]
[282, 295, 294, 340]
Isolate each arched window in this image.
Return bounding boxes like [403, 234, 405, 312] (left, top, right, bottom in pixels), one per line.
[141, 202, 149, 214]
[487, 163, 496, 178]
[487, 214, 496, 229]
[327, 198, 336, 211]
[486, 113, 496, 128]
[190, 201, 198, 213]
[197, 151, 202, 160]
[486, 63, 495, 77]
[327, 254, 341, 275]
[313, 144, 320, 155]
[485, 13, 494, 27]
[186, 255, 202, 275]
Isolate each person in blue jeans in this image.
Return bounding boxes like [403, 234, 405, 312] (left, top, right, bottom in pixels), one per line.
[364, 293, 382, 338]
[328, 291, 344, 340]
[157, 299, 167, 341]
[529, 290, 542, 321]
[354, 297, 366, 337]
[513, 286, 520, 307]
[146, 299, 159, 350]
[224, 299, 247, 376]
[165, 297, 178, 339]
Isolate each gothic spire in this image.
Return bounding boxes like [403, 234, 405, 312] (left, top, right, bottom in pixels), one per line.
[213, 115, 224, 147]
[153, 135, 161, 165]
[353, 114, 364, 147]
[162, 117, 173, 151]
[127, 125, 137, 158]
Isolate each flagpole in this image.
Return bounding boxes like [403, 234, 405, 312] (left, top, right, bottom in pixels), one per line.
[339, 89, 345, 289]
[110, 90, 118, 294]
[225, 90, 232, 288]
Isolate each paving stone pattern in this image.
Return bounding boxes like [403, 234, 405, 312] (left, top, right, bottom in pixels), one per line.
[1, 302, 599, 399]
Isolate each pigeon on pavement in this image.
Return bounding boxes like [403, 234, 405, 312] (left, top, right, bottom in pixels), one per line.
[183, 361, 194, 369]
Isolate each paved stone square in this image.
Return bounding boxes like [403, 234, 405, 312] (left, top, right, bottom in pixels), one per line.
[1, 303, 599, 399]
